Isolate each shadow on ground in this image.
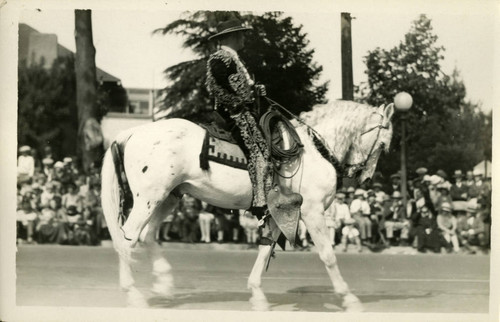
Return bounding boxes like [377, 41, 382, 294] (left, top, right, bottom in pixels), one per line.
[147, 285, 433, 312]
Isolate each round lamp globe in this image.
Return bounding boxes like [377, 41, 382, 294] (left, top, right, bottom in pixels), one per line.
[394, 92, 413, 111]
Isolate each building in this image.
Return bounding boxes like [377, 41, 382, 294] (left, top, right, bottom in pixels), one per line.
[19, 23, 161, 149]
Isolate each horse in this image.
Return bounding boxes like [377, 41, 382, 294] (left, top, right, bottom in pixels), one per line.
[101, 100, 394, 311]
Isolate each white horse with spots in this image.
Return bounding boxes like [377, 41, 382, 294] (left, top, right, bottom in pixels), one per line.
[101, 100, 394, 311]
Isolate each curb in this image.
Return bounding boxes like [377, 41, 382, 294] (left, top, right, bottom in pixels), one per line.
[98, 240, 489, 255]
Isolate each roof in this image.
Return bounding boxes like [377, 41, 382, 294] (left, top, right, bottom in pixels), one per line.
[18, 23, 120, 83]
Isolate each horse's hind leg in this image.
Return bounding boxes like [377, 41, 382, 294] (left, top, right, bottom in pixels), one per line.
[119, 255, 148, 307]
[247, 244, 273, 311]
[142, 195, 178, 298]
[302, 206, 364, 312]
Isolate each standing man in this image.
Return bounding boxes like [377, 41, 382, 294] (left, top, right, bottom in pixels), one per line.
[206, 18, 271, 216]
[17, 146, 35, 184]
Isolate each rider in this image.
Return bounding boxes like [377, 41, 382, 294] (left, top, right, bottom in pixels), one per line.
[206, 17, 272, 219]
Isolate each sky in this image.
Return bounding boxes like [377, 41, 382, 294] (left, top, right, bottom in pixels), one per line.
[16, 2, 499, 112]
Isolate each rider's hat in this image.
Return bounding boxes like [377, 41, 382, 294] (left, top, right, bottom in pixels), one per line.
[208, 18, 252, 40]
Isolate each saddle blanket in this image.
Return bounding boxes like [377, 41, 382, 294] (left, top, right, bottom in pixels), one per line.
[199, 130, 248, 170]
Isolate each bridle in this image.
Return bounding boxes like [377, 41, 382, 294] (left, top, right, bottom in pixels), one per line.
[343, 111, 389, 178]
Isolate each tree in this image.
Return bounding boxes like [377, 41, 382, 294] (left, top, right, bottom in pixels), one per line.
[155, 11, 328, 119]
[357, 15, 490, 180]
[75, 10, 104, 172]
[18, 56, 79, 161]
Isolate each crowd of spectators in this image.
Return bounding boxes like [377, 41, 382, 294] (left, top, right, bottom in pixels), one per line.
[17, 144, 491, 254]
[17, 145, 105, 245]
[324, 167, 491, 254]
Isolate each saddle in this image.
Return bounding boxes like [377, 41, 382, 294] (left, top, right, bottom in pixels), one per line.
[198, 109, 304, 248]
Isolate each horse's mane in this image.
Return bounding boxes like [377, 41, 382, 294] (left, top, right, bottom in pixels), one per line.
[299, 100, 375, 162]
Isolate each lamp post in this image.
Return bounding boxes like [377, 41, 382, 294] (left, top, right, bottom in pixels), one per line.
[394, 92, 413, 217]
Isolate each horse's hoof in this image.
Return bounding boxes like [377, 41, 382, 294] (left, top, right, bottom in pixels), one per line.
[342, 293, 364, 312]
[151, 283, 174, 299]
[127, 287, 149, 308]
[250, 296, 270, 311]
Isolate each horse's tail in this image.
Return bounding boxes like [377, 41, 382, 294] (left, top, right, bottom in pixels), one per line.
[101, 147, 133, 263]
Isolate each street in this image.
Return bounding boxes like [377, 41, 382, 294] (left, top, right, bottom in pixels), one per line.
[16, 244, 489, 313]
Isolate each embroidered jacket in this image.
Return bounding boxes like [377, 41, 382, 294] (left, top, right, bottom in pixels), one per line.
[206, 46, 255, 113]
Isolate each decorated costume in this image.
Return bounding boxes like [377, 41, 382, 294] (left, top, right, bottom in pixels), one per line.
[206, 42, 272, 208]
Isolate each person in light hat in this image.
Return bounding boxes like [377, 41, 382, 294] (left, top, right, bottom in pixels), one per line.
[456, 205, 487, 254]
[17, 145, 35, 184]
[350, 188, 372, 244]
[206, 17, 272, 218]
[436, 202, 459, 253]
[341, 217, 362, 252]
[371, 182, 387, 204]
[324, 192, 351, 247]
[468, 169, 489, 203]
[384, 191, 410, 246]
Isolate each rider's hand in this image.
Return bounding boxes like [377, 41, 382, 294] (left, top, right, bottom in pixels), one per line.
[255, 84, 267, 97]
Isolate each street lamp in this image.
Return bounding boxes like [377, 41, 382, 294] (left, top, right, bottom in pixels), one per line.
[394, 92, 413, 217]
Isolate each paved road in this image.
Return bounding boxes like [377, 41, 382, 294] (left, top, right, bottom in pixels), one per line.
[16, 244, 490, 313]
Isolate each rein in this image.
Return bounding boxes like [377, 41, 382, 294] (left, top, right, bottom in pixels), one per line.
[343, 112, 387, 176]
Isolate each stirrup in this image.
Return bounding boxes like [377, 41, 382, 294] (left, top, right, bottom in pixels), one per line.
[257, 209, 271, 227]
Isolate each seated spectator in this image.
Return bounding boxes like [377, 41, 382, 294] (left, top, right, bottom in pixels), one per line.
[457, 205, 487, 254]
[16, 199, 39, 244]
[62, 182, 83, 214]
[468, 170, 489, 206]
[415, 167, 428, 183]
[179, 194, 200, 243]
[436, 202, 460, 253]
[435, 183, 453, 212]
[388, 173, 401, 195]
[65, 205, 83, 244]
[36, 197, 69, 244]
[412, 205, 443, 253]
[367, 190, 383, 244]
[73, 207, 96, 245]
[41, 158, 55, 182]
[384, 191, 410, 246]
[239, 209, 259, 246]
[40, 182, 59, 214]
[199, 203, 215, 243]
[161, 205, 184, 241]
[349, 189, 372, 245]
[372, 182, 387, 204]
[341, 218, 362, 252]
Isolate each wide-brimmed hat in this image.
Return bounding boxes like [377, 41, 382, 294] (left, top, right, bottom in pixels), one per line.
[42, 158, 54, 165]
[208, 18, 252, 40]
[347, 186, 355, 193]
[390, 173, 401, 180]
[453, 170, 464, 178]
[372, 182, 383, 189]
[416, 167, 428, 175]
[391, 191, 402, 199]
[440, 202, 453, 213]
[436, 169, 448, 179]
[472, 169, 483, 177]
[54, 161, 64, 168]
[354, 189, 366, 197]
[19, 145, 31, 153]
[429, 175, 443, 186]
[63, 157, 73, 163]
[335, 192, 346, 199]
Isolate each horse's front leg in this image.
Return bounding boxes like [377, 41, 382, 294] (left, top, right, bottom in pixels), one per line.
[302, 205, 364, 312]
[247, 244, 273, 311]
[142, 196, 178, 298]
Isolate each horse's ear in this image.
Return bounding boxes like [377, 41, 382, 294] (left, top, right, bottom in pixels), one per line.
[384, 103, 395, 121]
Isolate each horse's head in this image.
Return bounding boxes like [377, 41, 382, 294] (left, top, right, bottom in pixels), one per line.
[344, 103, 394, 184]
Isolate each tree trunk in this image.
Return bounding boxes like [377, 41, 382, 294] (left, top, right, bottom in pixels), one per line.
[74, 10, 103, 173]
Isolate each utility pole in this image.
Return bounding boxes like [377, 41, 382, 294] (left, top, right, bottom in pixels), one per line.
[341, 12, 354, 100]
